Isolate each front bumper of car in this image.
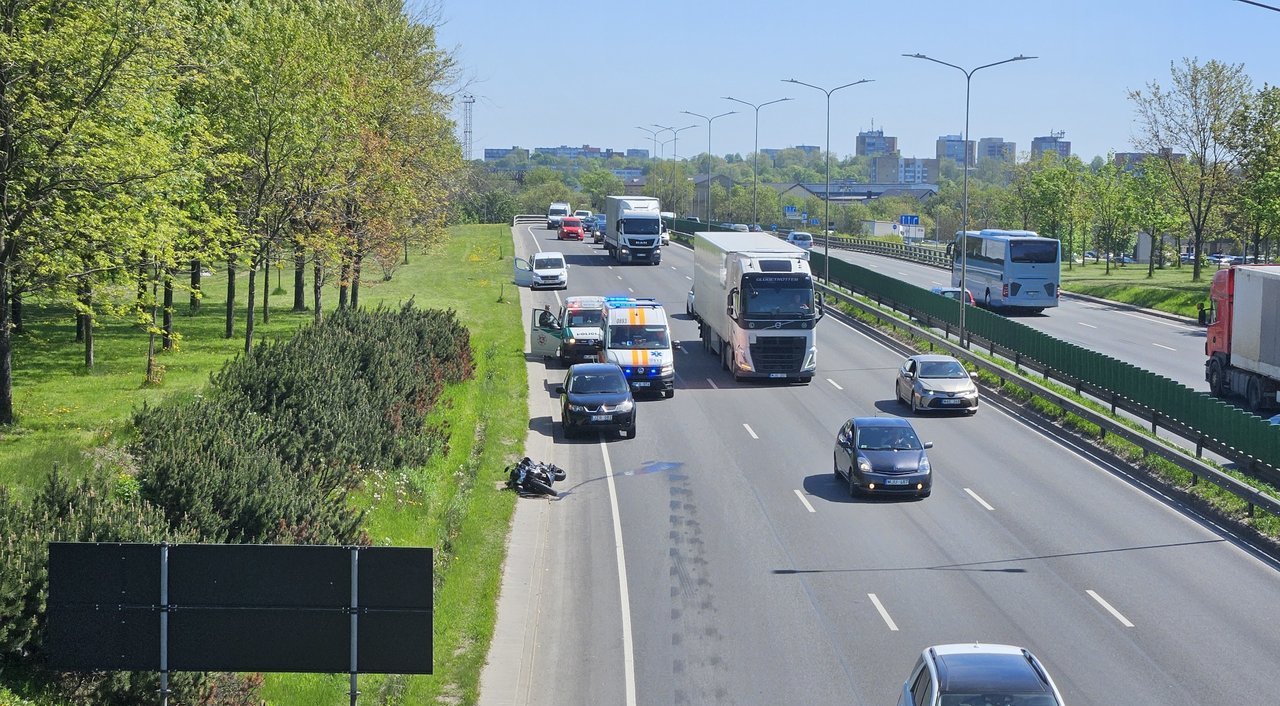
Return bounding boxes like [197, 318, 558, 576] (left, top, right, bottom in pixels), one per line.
[851, 459, 932, 495]
[915, 387, 979, 411]
[618, 363, 674, 393]
[564, 401, 635, 433]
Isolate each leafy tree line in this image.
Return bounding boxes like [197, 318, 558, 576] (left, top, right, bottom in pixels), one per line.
[0, 0, 464, 426]
[0, 304, 473, 704]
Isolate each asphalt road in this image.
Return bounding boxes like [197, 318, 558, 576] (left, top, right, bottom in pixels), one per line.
[824, 248, 1208, 391]
[479, 225, 1280, 706]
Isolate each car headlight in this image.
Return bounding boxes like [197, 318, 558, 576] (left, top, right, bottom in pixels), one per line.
[660, 364, 674, 375]
[857, 457, 871, 472]
[919, 456, 930, 474]
[614, 399, 634, 412]
[566, 338, 577, 345]
[567, 403, 588, 412]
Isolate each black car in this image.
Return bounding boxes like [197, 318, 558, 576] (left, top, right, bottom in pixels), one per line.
[557, 363, 636, 439]
[833, 417, 932, 498]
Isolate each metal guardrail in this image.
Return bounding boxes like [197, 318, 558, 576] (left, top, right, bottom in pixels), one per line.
[513, 214, 543, 226]
[819, 281, 1280, 518]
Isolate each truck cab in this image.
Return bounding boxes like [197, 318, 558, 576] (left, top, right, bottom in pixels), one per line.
[599, 297, 675, 397]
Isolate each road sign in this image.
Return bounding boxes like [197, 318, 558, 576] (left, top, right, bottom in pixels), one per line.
[810, 218, 820, 226]
[899, 214, 920, 226]
[801, 212, 808, 221]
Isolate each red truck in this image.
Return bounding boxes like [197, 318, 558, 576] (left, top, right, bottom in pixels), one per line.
[1205, 264, 1280, 413]
[557, 217, 584, 241]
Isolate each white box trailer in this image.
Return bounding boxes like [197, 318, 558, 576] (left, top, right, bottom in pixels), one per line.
[692, 231, 821, 383]
[604, 195, 662, 265]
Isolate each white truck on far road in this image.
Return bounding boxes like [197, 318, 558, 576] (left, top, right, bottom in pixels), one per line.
[693, 231, 822, 383]
[603, 195, 662, 265]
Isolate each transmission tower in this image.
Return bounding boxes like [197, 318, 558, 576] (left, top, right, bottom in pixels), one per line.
[462, 94, 476, 161]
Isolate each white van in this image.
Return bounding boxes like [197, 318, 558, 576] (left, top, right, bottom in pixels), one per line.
[512, 251, 568, 290]
[599, 297, 674, 398]
[547, 202, 571, 230]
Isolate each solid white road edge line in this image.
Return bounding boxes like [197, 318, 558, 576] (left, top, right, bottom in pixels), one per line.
[599, 442, 639, 706]
[868, 593, 899, 631]
[524, 226, 563, 308]
[743, 423, 759, 439]
[1086, 589, 1135, 628]
[1078, 322, 1098, 329]
[793, 489, 816, 513]
[827, 378, 844, 390]
[964, 487, 995, 511]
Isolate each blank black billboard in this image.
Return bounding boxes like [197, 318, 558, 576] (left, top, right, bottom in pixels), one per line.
[46, 543, 432, 674]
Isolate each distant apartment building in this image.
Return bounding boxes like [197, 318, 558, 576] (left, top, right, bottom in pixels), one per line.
[856, 128, 899, 157]
[977, 137, 1015, 163]
[1030, 133, 1071, 160]
[935, 134, 975, 167]
[870, 156, 939, 184]
[1113, 148, 1186, 172]
[625, 148, 649, 159]
[484, 146, 529, 161]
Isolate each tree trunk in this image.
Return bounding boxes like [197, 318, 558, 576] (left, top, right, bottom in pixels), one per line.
[245, 254, 257, 354]
[0, 265, 14, 425]
[338, 258, 350, 310]
[137, 250, 148, 309]
[162, 269, 174, 350]
[403, 233, 409, 265]
[144, 282, 159, 384]
[293, 242, 306, 312]
[190, 258, 201, 313]
[76, 279, 88, 343]
[81, 280, 93, 368]
[261, 244, 270, 325]
[10, 293, 21, 334]
[351, 252, 362, 310]
[313, 260, 323, 325]
[225, 255, 236, 338]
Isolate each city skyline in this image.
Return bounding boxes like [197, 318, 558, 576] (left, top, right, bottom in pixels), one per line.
[428, 0, 1280, 165]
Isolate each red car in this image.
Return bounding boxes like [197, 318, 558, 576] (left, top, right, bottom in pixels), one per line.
[558, 217, 584, 240]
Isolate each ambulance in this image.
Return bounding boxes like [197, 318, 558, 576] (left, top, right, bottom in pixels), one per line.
[600, 297, 675, 398]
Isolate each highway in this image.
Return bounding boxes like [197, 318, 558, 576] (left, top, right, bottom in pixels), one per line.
[481, 224, 1280, 706]
[823, 247, 1207, 391]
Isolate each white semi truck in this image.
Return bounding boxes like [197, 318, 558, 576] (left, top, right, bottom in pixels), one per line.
[693, 231, 822, 383]
[603, 195, 662, 265]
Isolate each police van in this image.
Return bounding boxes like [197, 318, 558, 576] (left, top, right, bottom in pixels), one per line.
[527, 296, 608, 366]
[599, 297, 675, 398]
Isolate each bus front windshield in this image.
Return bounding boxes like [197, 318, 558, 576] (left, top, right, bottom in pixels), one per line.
[1010, 240, 1059, 264]
[740, 275, 814, 319]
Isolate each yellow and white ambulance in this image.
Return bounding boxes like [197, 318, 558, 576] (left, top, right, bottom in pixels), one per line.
[600, 297, 675, 398]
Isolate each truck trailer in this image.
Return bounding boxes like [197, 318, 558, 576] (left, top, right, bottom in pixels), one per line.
[1206, 264, 1280, 412]
[693, 231, 822, 383]
[604, 195, 662, 265]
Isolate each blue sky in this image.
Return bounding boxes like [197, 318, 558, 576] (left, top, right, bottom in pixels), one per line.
[425, 0, 1280, 164]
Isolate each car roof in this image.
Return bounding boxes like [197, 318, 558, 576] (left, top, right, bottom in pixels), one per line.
[568, 362, 625, 376]
[850, 416, 913, 429]
[909, 354, 961, 364]
[929, 644, 1050, 694]
[536, 251, 565, 258]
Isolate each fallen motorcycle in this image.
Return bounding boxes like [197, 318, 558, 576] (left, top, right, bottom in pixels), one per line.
[506, 457, 566, 497]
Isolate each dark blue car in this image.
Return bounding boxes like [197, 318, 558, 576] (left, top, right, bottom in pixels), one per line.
[557, 363, 636, 439]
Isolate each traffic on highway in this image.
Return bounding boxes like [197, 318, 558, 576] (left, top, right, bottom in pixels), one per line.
[480, 216, 1280, 706]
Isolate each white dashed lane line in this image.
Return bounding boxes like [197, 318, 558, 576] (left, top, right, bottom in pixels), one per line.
[1086, 590, 1134, 627]
[868, 593, 899, 631]
[1153, 343, 1175, 351]
[1078, 322, 1098, 329]
[793, 489, 816, 513]
[827, 378, 844, 390]
[964, 488, 995, 511]
[743, 423, 759, 439]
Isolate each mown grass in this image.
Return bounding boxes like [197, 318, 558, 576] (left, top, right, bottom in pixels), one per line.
[2, 225, 527, 706]
[1059, 260, 1213, 317]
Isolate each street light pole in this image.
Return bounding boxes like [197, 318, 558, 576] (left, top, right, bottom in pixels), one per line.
[635, 126, 659, 164]
[682, 110, 736, 226]
[903, 53, 1036, 346]
[654, 124, 697, 215]
[722, 96, 792, 228]
[782, 78, 872, 284]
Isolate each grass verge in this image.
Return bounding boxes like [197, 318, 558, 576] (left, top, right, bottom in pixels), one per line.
[1, 224, 526, 706]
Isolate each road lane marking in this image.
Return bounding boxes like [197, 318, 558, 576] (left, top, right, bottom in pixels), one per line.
[743, 423, 759, 439]
[1116, 310, 1193, 329]
[898, 272, 909, 276]
[1077, 322, 1098, 329]
[868, 593, 899, 631]
[964, 488, 994, 511]
[793, 489, 816, 513]
[685, 275, 693, 280]
[706, 378, 719, 390]
[617, 275, 623, 280]
[599, 442, 638, 705]
[827, 378, 844, 390]
[1086, 590, 1134, 627]
[628, 287, 634, 293]
[930, 281, 944, 286]
[1153, 343, 1175, 351]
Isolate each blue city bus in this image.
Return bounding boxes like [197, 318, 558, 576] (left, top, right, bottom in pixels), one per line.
[948, 229, 1061, 312]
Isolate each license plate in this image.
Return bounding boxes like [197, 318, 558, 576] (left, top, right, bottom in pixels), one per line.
[591, 414, 612, 421]
[632, 381, 650, 388]
[636, 253, 648, 258]
[942, 399, 964, 405]
[885, 478, 910, 485]
[769, 373, 787, 379]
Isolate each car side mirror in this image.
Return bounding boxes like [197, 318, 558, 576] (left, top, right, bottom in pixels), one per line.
[923, 441, 934, 449]
[969, 371, 978, 380]
[555, 385, 566, 395]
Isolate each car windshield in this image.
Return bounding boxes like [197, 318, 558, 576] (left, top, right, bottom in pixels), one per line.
[609, 324, 669, 349]
[563, 219, 579, 227]
[741, 275, 814, 318]
[567, 309, 604, 327]
[550, 208, 568, 216]
[570, 372, 628, 394]
[941, 695, 1059, 706]
[856, 426, 922, 451]
[533, 256, 564, 270]
[621, 219, 660, 235]
[791, 232, 812, 242]
[918, 360, 968, 379]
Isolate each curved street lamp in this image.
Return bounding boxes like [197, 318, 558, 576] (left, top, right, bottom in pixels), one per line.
[722, 96, 792, 228]
[635, 126, 659, 163]
[903, 53, 1036, 346]
[782, 78, 872, 284]
[681, 110, 736, 225]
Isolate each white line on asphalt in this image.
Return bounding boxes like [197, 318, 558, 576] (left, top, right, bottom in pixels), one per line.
[671, 266, 678, 270]
[930, 281, 944, 286]
[868, 593, 899, 631]
[599, 443, 638, 705]
[793, 489, 816, 513]
[1086, 589, 1134, 627]
[898, 272, 909, 276]
[685, 275, 693, 280]
[964, 488, 995, 511]
[1153, 343, 1175, 351]
[1078, 322, 1098, 329]
[1116, 310, 1192, 329]
[628, 287, 634, 293]
[706, 378, 719, 390]
[743, 423, 759, 439]
[617, 275, 623, 280]
[827, 378, 844, 390]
